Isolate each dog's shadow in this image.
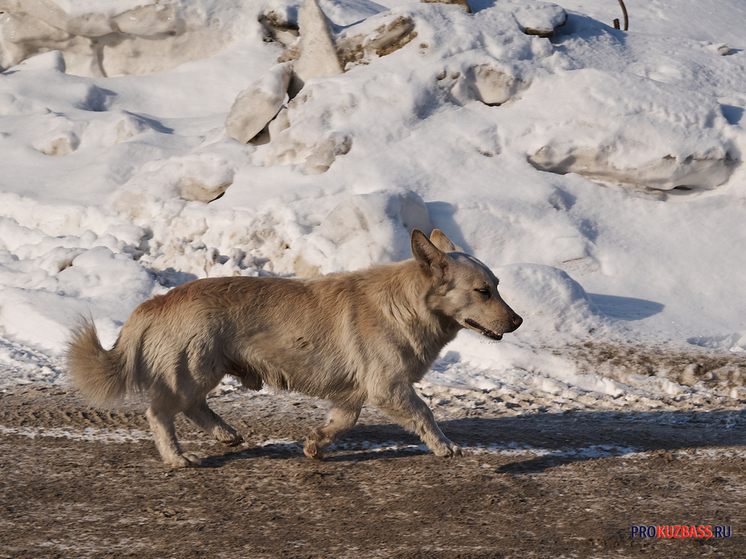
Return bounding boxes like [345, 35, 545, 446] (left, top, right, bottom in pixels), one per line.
[451, 410, 746, 473]
[200, 442, 429, 469]
[198, 409, 746, 472]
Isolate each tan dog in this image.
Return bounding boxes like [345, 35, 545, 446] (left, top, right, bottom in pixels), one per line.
[67, 230, 522, 467]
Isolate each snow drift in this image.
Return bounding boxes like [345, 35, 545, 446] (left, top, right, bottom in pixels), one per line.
[1, 0, 745, 410]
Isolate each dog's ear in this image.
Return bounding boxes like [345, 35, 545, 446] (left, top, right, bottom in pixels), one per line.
[429, 229, 461, 253]
[411, 229, 450, 280]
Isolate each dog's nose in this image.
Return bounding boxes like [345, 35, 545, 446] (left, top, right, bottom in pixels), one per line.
[512, 314, 523, 329]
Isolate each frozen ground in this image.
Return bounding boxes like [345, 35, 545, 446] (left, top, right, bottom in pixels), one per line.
[0, 0, 745, 417]
[1, 385, 744, 557]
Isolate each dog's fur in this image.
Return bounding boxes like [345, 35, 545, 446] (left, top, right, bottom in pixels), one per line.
[67, 230, 522, 467]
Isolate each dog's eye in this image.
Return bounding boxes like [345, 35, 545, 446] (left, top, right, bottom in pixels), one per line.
[474, 287, 491, 298]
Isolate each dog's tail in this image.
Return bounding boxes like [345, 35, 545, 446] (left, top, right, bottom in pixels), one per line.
[66, 316, 129, 407]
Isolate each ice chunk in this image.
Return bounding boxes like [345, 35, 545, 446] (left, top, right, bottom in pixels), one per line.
[514, 69, 738, 191]
[421, 0, 471, 14]
[226, 62, 293, 144]
[467, 62, 519, 106]
[289, 0, 344, 97]
[0, 0, 241, 76]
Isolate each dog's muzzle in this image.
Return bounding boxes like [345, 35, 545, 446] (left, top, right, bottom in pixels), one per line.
[464, 318, 503, 340]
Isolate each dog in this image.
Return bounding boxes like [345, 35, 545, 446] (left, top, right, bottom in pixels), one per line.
[67, 229, 522, 467]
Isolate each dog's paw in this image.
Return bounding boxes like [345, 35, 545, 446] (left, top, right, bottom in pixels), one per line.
[183, 452, 203, 465]
[434, 443, 464, 458]
[167, 452, 202, 469]
[303, 439, 325, 461]
[217, 432, 244, 447]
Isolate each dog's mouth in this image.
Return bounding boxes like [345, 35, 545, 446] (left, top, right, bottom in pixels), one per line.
[464, 318, 503, 340]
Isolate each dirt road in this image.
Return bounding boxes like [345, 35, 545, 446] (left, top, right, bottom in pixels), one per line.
[1, 384, 744, 558]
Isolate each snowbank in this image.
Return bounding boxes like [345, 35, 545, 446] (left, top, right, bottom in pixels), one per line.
[0, 0, 745, 412]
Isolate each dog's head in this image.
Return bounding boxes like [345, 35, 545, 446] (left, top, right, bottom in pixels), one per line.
[411, 229, 522, 340]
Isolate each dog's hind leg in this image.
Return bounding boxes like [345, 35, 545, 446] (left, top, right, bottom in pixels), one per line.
[372, 386, 463, 458]
[146, 403, 202, 468]
[304, 404, 361, 460]
[184, 399, 244, 446]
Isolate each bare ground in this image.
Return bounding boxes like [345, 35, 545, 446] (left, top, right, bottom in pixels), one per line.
[1, 383, 744, 558]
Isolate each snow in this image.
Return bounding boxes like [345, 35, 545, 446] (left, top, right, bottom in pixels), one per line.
[1, 0, 745, 413]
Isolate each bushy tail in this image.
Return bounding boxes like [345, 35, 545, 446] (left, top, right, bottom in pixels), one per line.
[66, 317, 127, 407]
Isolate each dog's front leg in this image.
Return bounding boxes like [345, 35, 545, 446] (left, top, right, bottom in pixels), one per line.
[304, 404, 361, 460]
[373, 386, 463, 458]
